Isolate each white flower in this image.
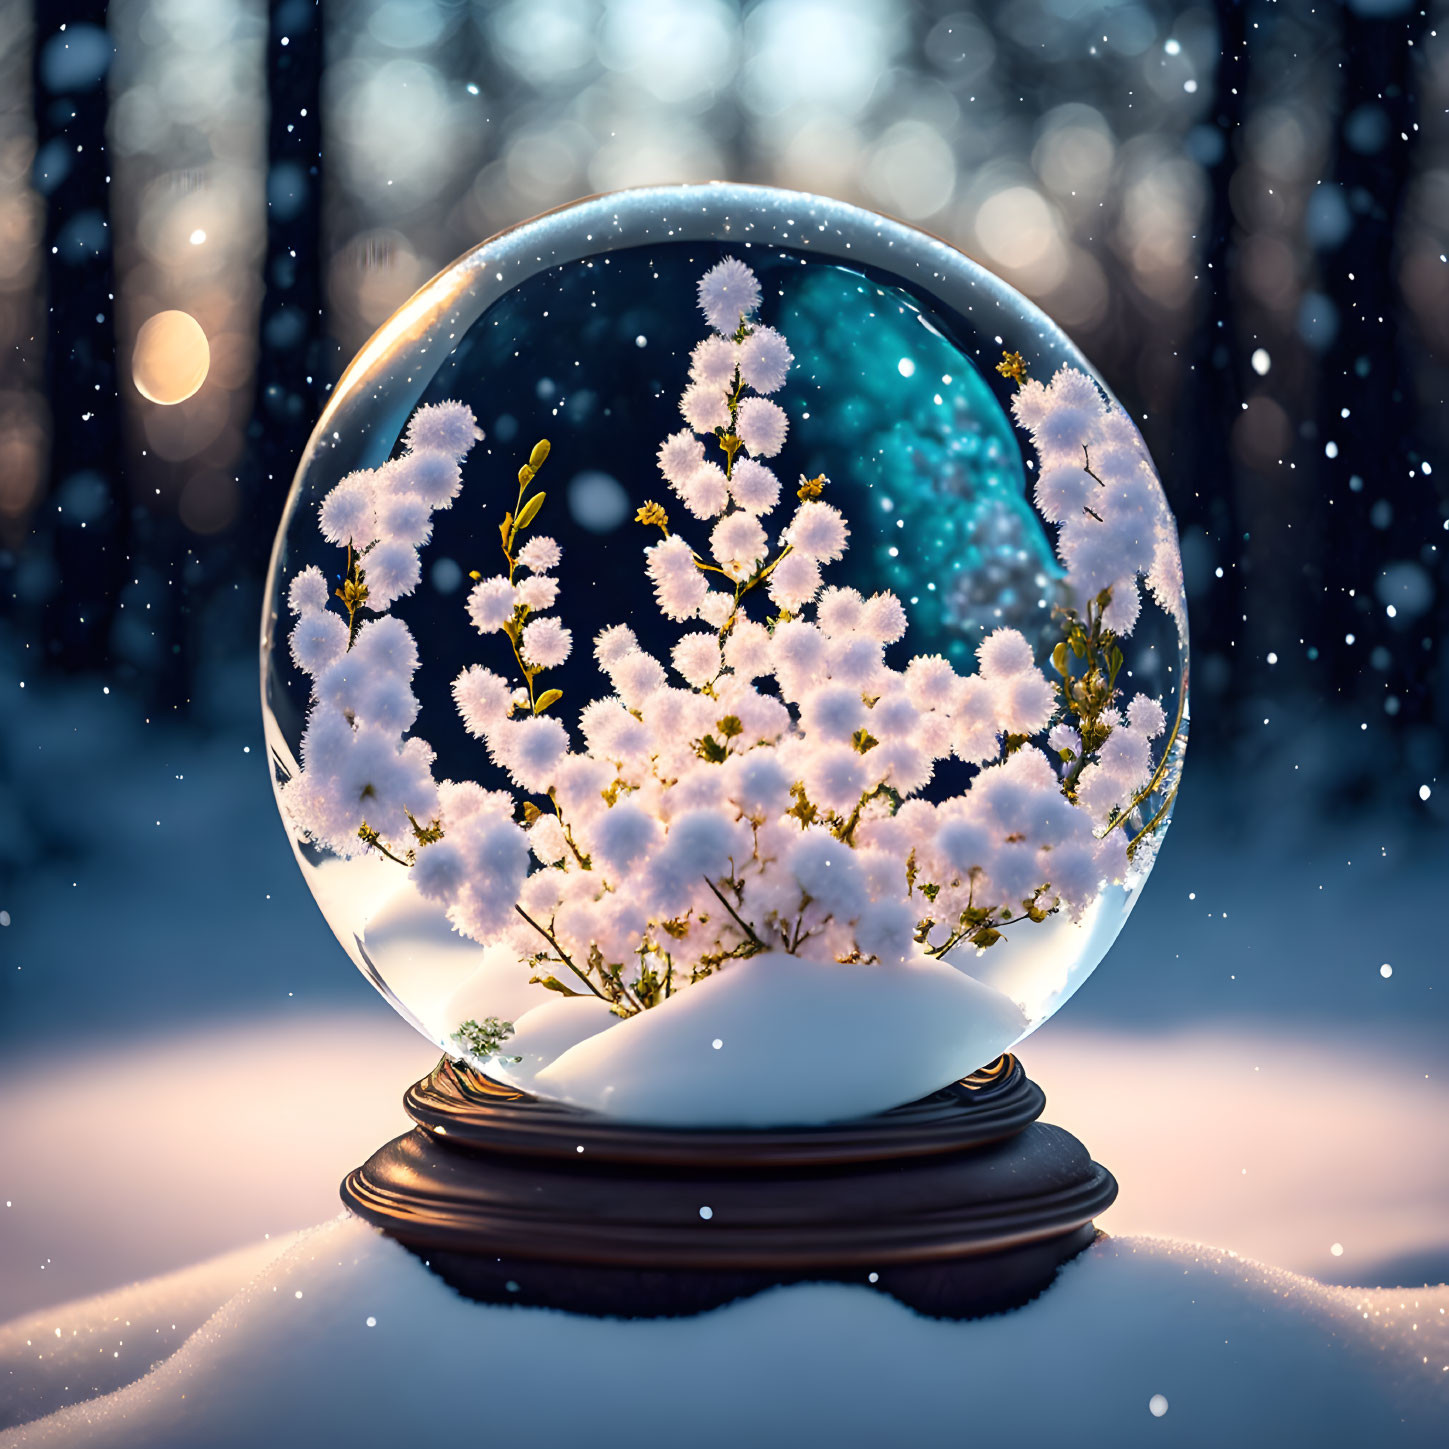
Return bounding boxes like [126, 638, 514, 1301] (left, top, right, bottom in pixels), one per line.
[710, 512, 768, 577]
[356, 672, 420, 733]
[800, 683, 866, 743]
[288, 566, 329, 615]
[412, 839, 468, 902]
[724, 751, 792, 818]
[1128, 693, 1167, 738]
[1033, 464, 1098, 525]
[352, 616, 420, 677]
[787, 828, 864, 913]
[516, 574, 559, 611]
[405, 401, 482, 457]
[658, 429, 705, 486]
[785, 501, 848, 562]
[681, 381, 730, 434]
[517, 535, 561, 572]
[609, 648, 668, 706]
[645, 537, 708, 620]
[690, 335, 739, 388]
[828, 635, 884, 688]
[592, 801, 659, 872]
[319, 472, 376, 547]
[289, 610, 348, 676]
[676, 462, 730, 519]
[453, 665, 514, 737]
[392, 449, 463, 509]
[365, 541, 422, 609]
[529, 814, 569, 866]
[862, 591, 908, 644]
[723, 619, 773, 678]
[1101, 576, 1141, 634]
[977, 628, 1035, 680]
[375, 491, 434, 549]
[467, 576, 517, 632]
[737, 325, 793, 394]
[773, 620, 827, 680]
[735, 396, 788, 457]
[854, 899, 915, 965]
[1047, 721, 1082, 759]
[728, 457, 780, 514]
[492, 716, 569, 792]
[594, 623, 638, 668]
[698, 257, 761, 333]
[672, 632, 722, 688]
[803, 744, 868, 814]
[817, 587, 865, 637]
[522, 616, 572, 669]
[992, 671, 1055, 735]
[903, 654, 957, 707]
[765, 550, 821, 612]
[699, 590, 736, 628]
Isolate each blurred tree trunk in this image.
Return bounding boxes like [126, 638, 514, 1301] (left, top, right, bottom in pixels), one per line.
[245, 0, 325, 568]
[32, 1, 128, 672]
[1171, 0, 1250, 738]
[1315, 3, 1432, 727]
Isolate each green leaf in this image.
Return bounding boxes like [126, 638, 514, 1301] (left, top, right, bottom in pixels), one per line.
[536, 688, 563, 712]
[695, 734, 728, 764]
[516, 491, 546, 529]
[529, 974, 583, 997]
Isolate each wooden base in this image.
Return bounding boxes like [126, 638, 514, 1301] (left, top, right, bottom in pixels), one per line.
[342, 1055, 1116, 1319]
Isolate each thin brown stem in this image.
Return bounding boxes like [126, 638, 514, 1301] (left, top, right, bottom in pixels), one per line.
[513, 904, 606, 1000]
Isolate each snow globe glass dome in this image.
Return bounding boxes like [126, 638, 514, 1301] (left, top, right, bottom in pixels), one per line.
[262, 183, 1187, 1129]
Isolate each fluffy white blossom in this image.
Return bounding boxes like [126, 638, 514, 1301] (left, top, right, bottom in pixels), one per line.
[365, 541, 422, 609]
[672, 633, 722, 688]
[318, 472, 376, 547]
[467, 576, 517, 632]
[728, 457, 781, 514]
[766, 551, 822, 612]
[785, 501, 848, 562]
[690, 335, 739, 388]
[697, 257, 761, 333]
[735, 396, 788, 457]
[288, 566, 329, 615]
[405, 401, 482, 457]
[517, 574, 559, 611]
[453, 666, 514, 737]
[290, 609, 348, 676]
[681, 381, 731, 434]
[392, 450, 463, 509]
[658, 429, 706, 487]
[710, 511, 768, 577]
[737, 325, 792, 393]
[676, 462, 730, 520]
[521, 616, 572, 669]
[517, 535, 562, 572]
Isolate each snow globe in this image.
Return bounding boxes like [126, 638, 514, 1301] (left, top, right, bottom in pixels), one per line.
[261, 184, 1187, 1314]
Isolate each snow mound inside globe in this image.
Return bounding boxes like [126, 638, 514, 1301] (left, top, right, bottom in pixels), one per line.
[261, 185, 1188, 1128]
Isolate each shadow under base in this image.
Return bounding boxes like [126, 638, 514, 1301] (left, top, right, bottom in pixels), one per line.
[341, 1054, 1116, 1319]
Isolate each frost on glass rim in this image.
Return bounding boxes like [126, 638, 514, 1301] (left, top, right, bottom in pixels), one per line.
[261, 185, 1188, 1128]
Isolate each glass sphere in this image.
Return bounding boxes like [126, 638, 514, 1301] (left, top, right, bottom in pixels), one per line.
[262, 184, 1188, 1128]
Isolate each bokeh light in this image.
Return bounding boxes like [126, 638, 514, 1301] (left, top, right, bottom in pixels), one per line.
[131, 308, 210, 405]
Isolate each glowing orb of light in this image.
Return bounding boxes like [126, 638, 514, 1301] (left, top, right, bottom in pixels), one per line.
[132, 309, 210, 405]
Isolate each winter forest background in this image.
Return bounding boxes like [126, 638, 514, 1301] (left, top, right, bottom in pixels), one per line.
[2, 0, 1448, 1318]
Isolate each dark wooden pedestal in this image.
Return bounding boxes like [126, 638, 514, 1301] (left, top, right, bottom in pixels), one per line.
[342, 1054, 1116, 1319]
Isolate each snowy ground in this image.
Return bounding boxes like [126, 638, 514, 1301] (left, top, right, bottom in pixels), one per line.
[1, 668, 1446, 1439]
[2, 1218, 1446, 1447]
